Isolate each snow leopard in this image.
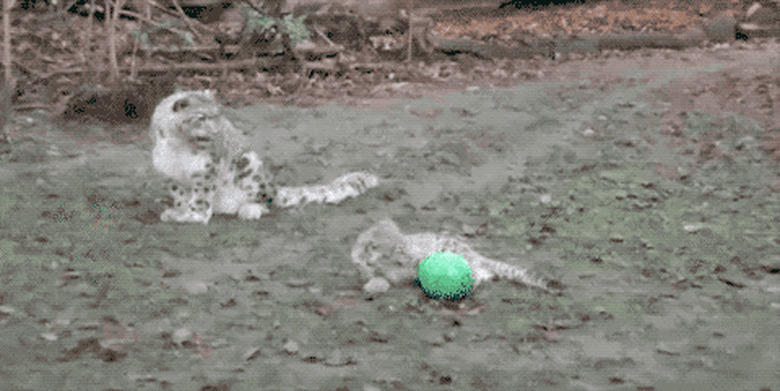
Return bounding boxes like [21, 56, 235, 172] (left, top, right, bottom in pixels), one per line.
[150, 90, 379, 224]
[351, 218, 552, 293]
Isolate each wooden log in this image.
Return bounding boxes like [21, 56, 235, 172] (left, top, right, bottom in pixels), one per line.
[41, 57, 289, 79]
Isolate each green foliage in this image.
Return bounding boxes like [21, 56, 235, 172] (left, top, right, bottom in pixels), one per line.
[241, 4, 310, 46]
[278, 14, 310, 45]
[243, 5, 276, 33]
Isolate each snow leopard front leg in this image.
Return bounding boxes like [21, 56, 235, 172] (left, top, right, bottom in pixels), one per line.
[211, 151, 276, 220]
[161, 169, 218, 225]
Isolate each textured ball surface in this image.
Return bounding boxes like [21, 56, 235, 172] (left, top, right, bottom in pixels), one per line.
[415, 252, 474, 301]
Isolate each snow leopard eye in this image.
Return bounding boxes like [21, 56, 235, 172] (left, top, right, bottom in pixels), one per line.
[172, 98, 190, 112]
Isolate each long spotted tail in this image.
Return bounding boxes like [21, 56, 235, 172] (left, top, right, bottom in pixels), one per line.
[472, 257, 550, 291]
[274, 172, 379, 208]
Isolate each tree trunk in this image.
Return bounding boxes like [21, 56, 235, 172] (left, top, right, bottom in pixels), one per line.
[3, 0, 12, 85]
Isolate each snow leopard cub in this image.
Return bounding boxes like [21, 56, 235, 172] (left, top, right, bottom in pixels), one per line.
[150, 90, 379, 224]
[351, 218, 552, 293]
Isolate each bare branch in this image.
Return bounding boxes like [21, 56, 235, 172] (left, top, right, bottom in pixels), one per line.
[41, 57, 290, 79]
[168, 0, 206, 43]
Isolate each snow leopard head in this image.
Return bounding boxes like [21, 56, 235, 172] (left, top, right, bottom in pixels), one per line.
[150, 90, 223, 145]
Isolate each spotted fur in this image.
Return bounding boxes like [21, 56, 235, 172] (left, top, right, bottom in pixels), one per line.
[351, 218, 550, 291]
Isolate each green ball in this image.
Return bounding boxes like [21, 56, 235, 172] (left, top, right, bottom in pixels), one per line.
[415, 252, 474, 301]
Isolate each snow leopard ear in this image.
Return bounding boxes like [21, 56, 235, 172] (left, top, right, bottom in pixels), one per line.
[171, 96, 191, 113]
[378, 218, 399, 230]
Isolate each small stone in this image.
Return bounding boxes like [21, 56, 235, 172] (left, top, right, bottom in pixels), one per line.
[40, 333, 57, 341]
[286, 278, 312, 288]
[683, 223, 703, 233]
[182, 281, 209, 294]
[324, 349, 347, 366]
[0, 305, 15, 315]
[172, 328, 192, 345]
[282, 340, 299, 354]
[363, 277, 391, 294]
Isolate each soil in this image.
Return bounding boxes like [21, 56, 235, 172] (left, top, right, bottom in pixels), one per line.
[0, 39, 778, 390]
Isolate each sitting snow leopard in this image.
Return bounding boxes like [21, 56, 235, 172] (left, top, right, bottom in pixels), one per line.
[150, 90, 379, 224]
[351, 218, 553, 294]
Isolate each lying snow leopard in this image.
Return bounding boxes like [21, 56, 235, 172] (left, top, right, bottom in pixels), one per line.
[351, 218, 552, 294]
[150, 90, 379, 224]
